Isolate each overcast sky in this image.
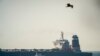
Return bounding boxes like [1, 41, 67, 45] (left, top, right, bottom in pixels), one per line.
[0, 0, 100, 51]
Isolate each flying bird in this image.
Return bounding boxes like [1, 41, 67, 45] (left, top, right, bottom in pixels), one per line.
[66, 3, 73, 8]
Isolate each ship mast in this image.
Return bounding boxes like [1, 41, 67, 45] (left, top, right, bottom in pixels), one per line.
[53, 32, 66, 48]
[61, 32, 64, 41]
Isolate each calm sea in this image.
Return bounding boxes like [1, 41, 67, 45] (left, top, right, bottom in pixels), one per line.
[92, 51, 100, 56]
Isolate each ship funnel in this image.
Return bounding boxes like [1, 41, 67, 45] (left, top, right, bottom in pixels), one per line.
[72, 34, 81, 52]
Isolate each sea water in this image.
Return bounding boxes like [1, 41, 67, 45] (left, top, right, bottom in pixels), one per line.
[92, 51, 100, 56]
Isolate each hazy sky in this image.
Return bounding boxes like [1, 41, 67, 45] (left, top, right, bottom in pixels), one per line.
[0, 0, 100, 51]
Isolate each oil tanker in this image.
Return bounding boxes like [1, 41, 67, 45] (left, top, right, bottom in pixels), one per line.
[0, 32, 92, 56]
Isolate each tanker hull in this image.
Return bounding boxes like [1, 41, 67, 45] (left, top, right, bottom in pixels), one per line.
[0, 51, 92, 56]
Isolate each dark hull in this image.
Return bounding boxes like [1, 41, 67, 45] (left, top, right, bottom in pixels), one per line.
[0, 51, 92, 56]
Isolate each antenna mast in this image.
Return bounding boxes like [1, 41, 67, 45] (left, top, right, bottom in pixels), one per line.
[61, 31, 64, 41]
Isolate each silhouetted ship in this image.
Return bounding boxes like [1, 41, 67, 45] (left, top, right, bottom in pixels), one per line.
[0, 32, 92, 56]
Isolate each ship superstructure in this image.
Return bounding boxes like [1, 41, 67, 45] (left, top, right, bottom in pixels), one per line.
[53, 32, 81, 52]
[0, 32, 92, 56]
